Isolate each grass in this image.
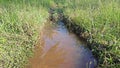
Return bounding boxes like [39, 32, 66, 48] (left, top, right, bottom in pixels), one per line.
[0, 0, 48, 68]
[0, 0, 120, 68]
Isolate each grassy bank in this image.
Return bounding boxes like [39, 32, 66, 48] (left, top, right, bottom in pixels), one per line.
[54, 0, 120, 67]
[0, 0, 48, 68]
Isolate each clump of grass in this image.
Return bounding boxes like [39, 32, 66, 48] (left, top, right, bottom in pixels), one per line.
[0, 0, 48, 68]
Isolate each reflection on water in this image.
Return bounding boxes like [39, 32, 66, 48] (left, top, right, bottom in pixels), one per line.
[26, 22, 96, 68]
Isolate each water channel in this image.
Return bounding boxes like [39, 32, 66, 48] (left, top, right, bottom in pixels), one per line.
[26, 21, 96, 68]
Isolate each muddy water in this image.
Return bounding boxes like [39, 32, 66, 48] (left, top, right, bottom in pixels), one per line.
[26, 22, 96, 68]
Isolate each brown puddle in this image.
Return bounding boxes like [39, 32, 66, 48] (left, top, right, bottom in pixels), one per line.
[26, 22, 96, 68]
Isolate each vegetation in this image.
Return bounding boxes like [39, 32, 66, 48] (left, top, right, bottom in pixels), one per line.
[0, 0, 120, 68]
[0, 0, 48, 68]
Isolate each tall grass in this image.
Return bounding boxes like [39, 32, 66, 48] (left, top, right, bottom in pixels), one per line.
[0, 0, 48, 68]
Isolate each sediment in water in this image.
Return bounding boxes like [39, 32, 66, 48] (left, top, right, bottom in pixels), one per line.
[26, 21, 97, 68]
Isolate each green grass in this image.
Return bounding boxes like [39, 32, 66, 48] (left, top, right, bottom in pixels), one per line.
[0, 0, 120, 68]
[0, 0, 48, 68]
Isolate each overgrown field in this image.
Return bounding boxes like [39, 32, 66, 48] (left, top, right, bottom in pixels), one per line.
[0, 0, 48, 68]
